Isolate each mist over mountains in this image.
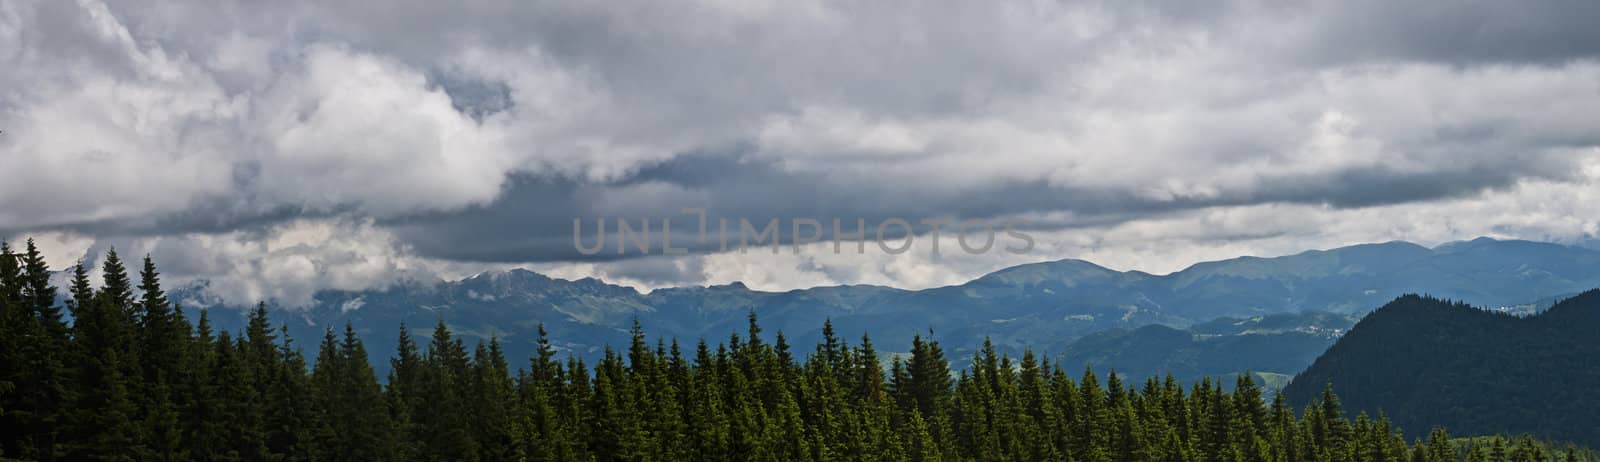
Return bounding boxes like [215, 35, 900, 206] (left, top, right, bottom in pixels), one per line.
[181, 237, 1600, 377]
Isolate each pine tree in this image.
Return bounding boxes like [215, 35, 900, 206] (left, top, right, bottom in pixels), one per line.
[266, 324, 315, 460]
[0, 240, 73, 461]
[135, 256, 190, 385]
[1075, 367, 1110, 462]
[388, 322, 425, 460]
[590, 348, 649, 461]
[900, 331, 953, 455]
[130, 255, 189, 461]
[183, 310, 225, 460]
[519, 323, 576, 461]
[1018, 350, 1062, 461]
[472, 338, 524, 461]
[215, 331, 270, 461]
[417, 320, 478, 461]
[59, 262, 139, 462]
[2, 249, 1584, 462]
[1233, 374, 1267, 442]
[346, 324, 396, 460]
[1317, 383, 1349, 454]
[904, 409, 942, 462]
[687, 339, 732, 460]
[243, 303, 280, 394]
[1198, 380, 1235, 462]
[310, 324, 396, 461]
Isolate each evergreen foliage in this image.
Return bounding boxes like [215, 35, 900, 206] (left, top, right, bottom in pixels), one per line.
[1285, 292, 1600, 447]
[0, 249, 1594, 461]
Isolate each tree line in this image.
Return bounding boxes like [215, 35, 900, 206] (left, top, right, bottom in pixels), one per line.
[0, 240, 1588, 461]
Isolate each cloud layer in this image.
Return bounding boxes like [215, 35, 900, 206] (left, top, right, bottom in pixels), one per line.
[3, 0, 1598, 305]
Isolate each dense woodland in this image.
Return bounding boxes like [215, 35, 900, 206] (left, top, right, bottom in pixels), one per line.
[0, 240, 1591, 462]
[1284, 293, 1600, 449]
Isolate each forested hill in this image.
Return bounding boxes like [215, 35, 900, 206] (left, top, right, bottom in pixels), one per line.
[1283, 291, 1600, 446]
[4, 240, 1594, 461]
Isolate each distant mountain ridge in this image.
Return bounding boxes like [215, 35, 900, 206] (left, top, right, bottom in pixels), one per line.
[178, 237, 1600, 377]
[1055, 310, 1361, 388]
[1283, 290, 1600, 446]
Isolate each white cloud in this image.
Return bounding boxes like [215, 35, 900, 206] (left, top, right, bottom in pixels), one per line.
[1, 0, 1598, 300]
[39, 218, 489, 308]
[250, 45, 517, 215]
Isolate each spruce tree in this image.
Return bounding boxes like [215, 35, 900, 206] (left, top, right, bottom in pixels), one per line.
[99, 249, 134, 321]
[0, 240, 73, 461]
[417, 320, 478, 461]
[130, 256, 189, 461]
[0, 242, 19, 458]
[2, 250, 1583, 462]
[59, 265, 139, 462]
[472, 338, 524, 461]
[387, 322, 424, 461]
[215, 331, 270, 461]
[264, 324, 315, 461]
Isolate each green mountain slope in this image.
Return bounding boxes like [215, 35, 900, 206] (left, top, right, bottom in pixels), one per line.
[1283, 290, 1600, 446]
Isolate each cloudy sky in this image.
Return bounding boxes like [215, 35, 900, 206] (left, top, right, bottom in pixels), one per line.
[3, 0, 1599, 306]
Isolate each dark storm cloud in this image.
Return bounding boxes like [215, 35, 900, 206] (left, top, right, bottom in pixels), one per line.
[383, 148, 1578, 263]
[1296, 0, 1600, 66]
[4, 0, 1600, 290]
[383, 154, 1076, 263]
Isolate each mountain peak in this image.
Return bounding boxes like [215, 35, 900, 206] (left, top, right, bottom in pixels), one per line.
[466, 267, 552, 283]
[1432, 236, 1502, 251]
[973, 258, 1122, 286]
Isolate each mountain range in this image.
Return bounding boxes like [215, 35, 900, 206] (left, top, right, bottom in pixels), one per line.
[180, 237, 1600, 378]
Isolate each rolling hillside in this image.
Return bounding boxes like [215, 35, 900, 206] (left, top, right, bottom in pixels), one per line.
[1284, 290, 1600, 446]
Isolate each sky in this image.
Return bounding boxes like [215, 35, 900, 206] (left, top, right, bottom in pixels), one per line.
[2, 0, 1599, 307]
